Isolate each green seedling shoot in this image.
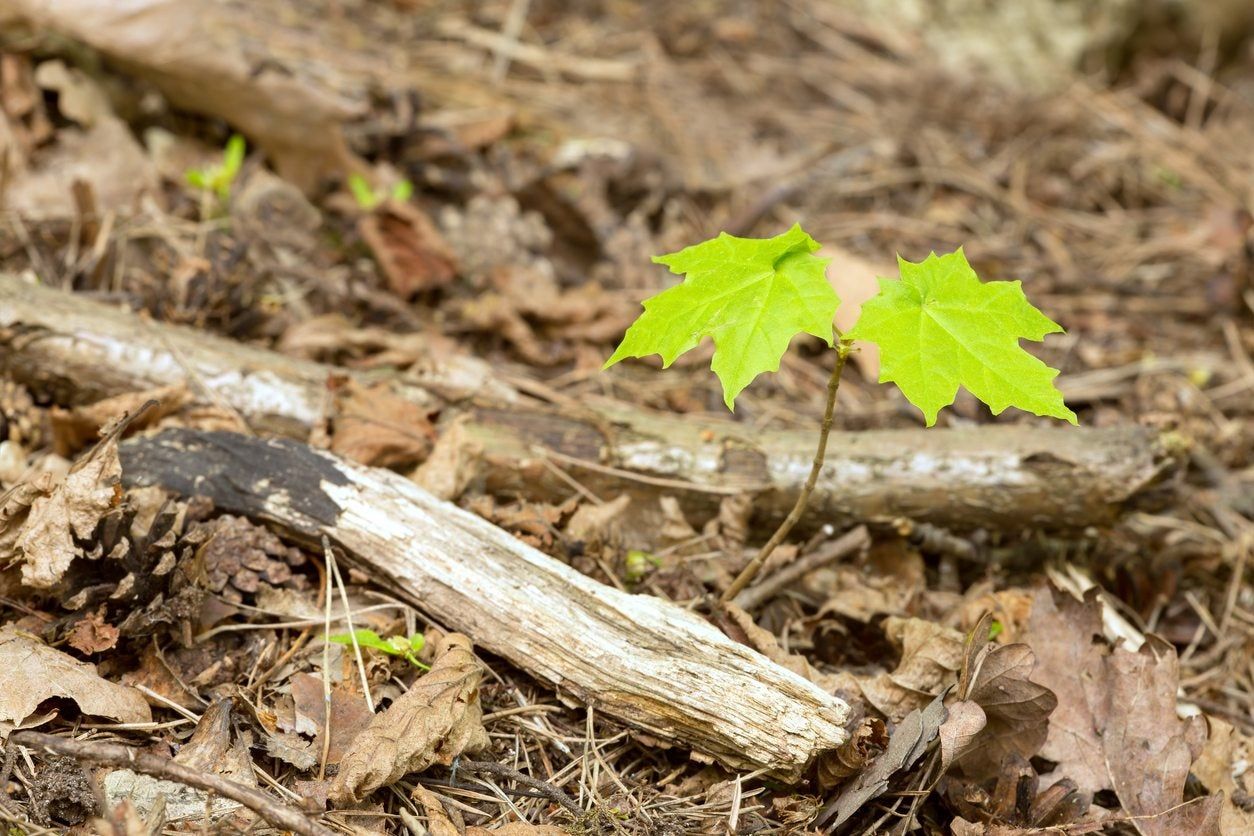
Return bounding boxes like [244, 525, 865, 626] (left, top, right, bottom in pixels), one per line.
[348, 173, 414, 210]
[328, 628, 428, 670]
[624, 549, 662, 584]
[185, 133, 246, 203]
[605, 224, 1075, 602]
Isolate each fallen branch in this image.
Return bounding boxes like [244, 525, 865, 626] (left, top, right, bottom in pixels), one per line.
[9, 731, 334, 836]
[119, 429, 852, 780]
[0, 276, 1176, 531]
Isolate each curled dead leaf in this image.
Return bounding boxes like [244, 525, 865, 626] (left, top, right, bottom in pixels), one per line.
[939, 700, 987, 773]
[330, 632, 490, 803]
[817, 715, 888, 789]
[411, 416, 484, 501]
[6, 434, 122, 589]
[0, 627, 151, 731]
[814, 694, 947, 830]
[858, 617, 964, 722]
[66, 606, 120, 655]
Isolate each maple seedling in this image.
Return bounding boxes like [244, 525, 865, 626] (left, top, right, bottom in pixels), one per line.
[185, 133, 247, 203]
[328, 628, 429, 670]
[605, 224, 1076, 602]
[348, 173, 415, 211]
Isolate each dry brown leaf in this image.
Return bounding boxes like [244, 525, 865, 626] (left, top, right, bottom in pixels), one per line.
[10, 435, 122, 589]
[718, 602, 836, 690]
[814, 541, 922, 622]
[817, 715, 888, 789]
[359, 201, 459, 298]
[91, 798, 157, 836]
[65, 606, 119, 654]
[1022, 587, 1107, 795]
[327, 378, 436, 469]
[2, 0, 363, 191]
[103, 700, 255, 823]
[0, 474, 51, 565]
[289, 673, 373, 766]
[859, 617, 964, 722]
[263, 731, 318, 772]
[564, 494, 632, 548]
[947, 614, 1057, 781]
[953, 643, 1055, 778]
[0, 627, 151, 731]
[1024, 586, 1222, 836]
[49, 385, 191, 456]
[411, 416, 484, 501]
[414, 783, 566, 836]
[1, 60, 158, 218]
[411, 785, 460, 836]
[330, 632, 490, 803]
[938, 699, 987, 773]
[955, 588, 1034, 642]
[1192, 716, 1254, 835]
[815, 694, 947, 830]
[456, 263, 631, 365]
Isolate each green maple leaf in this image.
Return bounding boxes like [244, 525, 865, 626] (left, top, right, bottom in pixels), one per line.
[847, 249, 1076, 426]
[604, 224, 838, 409]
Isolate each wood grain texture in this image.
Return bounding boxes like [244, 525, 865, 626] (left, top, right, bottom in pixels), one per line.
[120, 429, 851, 780]
[1, 275, 1177, 531]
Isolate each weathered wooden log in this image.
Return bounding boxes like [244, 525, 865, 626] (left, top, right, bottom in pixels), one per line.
[119, 428, 850, 780]
[1, 275, 1175, 531]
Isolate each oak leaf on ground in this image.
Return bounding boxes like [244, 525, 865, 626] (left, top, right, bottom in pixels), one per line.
[330, 631, 490, 803]
[1023, 585, 1222, 836]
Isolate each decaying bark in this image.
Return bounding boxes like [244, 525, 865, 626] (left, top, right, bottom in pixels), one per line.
[1, 275, 1176, 531]
[119, 428, 851, 780]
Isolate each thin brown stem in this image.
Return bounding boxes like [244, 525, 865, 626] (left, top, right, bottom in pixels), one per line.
[9, 731, 335, 836]
[720, 337, 854, 604]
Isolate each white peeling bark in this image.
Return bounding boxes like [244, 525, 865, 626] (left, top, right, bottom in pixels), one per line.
[120, 429, 850, 780]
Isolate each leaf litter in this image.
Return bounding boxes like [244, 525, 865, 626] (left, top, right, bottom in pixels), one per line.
[0, 0, 1251, 833]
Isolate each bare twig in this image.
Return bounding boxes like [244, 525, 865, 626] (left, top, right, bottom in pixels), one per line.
[722, 337, 854, 603]
[8, 731, 335, 836]
[733, 525, 869, 611]
[459, 759, 583, 819]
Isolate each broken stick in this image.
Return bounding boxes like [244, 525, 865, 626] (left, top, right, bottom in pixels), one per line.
[1, 275, 1175, 531]
[119, 429, 851, 780]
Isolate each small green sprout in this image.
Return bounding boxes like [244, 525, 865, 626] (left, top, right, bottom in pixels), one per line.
[185, 134, 246, 203]
[348, 173, 414, 210]
[328, 628, 428, 669]
[624, 549, 662, 584]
